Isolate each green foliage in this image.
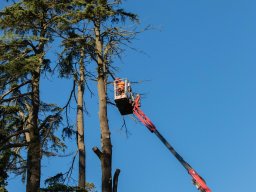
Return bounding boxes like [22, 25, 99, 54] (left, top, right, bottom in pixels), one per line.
[0, 0, 71, 187]
[0, 149, 10, 190]
[39, 102, 67, 154]
[44, 173, 66, 186]
[0, 99, 28, 183]
[57, 0, 140, 79]
[62, 126, 76, 140]
[42, 173, 96, 192]
[0, 0, 140, 191]
[0, 186, 8, 192]
[41, 183, 96, 192]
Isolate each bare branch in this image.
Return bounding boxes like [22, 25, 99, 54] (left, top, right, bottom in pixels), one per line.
[107, 100, 116, 106]
[63, 150, 78, 184]
[92, 146, 103, 160]
[121, 117, 130, 138]
[62, 80, 76, 110]
[85, 78, 95, 98]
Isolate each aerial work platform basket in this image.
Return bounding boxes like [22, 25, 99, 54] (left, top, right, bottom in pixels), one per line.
[114, 78, 134, 115]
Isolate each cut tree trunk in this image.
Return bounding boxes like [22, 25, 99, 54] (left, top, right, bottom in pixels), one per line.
[113, 169, 121, 192]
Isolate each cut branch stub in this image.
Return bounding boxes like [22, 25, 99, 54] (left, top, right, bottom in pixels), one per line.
[92, 146, 103, 160]
[113, 168, 121, 192]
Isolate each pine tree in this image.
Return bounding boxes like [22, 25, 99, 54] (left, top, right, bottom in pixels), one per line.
[0, 1, 68, 191]
[58, 33, 93, 188]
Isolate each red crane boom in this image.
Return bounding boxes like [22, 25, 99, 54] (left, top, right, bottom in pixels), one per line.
[132, 95, 211, 192]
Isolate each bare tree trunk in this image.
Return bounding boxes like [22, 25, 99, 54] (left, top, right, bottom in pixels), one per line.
[77, 48, 86, 188]
[94, 23, 112, 192]
[26, 66, 41, 192]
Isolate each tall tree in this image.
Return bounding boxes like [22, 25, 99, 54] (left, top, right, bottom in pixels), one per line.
[0, 1, 68, 191]
[0, 38, 66, 191]
[56, 3, 96, 188]
[58, 34, 92, 188]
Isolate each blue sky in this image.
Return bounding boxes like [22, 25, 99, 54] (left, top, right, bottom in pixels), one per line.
[4, 0, 256, 191]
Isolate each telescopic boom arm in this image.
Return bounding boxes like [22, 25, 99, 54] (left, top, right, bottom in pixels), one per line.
[132, 95, 211, 192]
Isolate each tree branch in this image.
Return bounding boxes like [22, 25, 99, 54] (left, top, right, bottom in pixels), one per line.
[92, 146, 103, 160]
[0, 80, 31, 100]
[39, 114, 59, 130]
[63, 150, 78, 184]
[0, 143, 28, 150]
[0, 129, 29, 145]
[62, 80, 76, 110]
[0, 92, 32, 104]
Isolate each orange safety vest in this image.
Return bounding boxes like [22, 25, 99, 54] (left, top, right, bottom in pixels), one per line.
[117, 81, 125, 89]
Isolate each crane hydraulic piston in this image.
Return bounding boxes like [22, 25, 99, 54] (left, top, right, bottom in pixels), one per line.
[132, 95, 211, 192]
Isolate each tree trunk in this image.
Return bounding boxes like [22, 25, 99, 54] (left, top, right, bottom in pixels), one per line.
[77, 48, 86, 188]
[95, 24, 112, 192]
[26, 66, 41, 192]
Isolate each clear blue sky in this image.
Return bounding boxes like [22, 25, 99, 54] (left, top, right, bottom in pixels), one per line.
[5, 0, 256, 191]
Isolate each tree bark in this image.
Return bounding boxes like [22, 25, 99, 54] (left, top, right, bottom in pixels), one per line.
[26, 66, 41, 192]
[95, 23, 112, 192]
[77, 48, 86, 188]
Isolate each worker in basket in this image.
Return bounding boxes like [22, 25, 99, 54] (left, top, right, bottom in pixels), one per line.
[116, 78, 125, 96]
